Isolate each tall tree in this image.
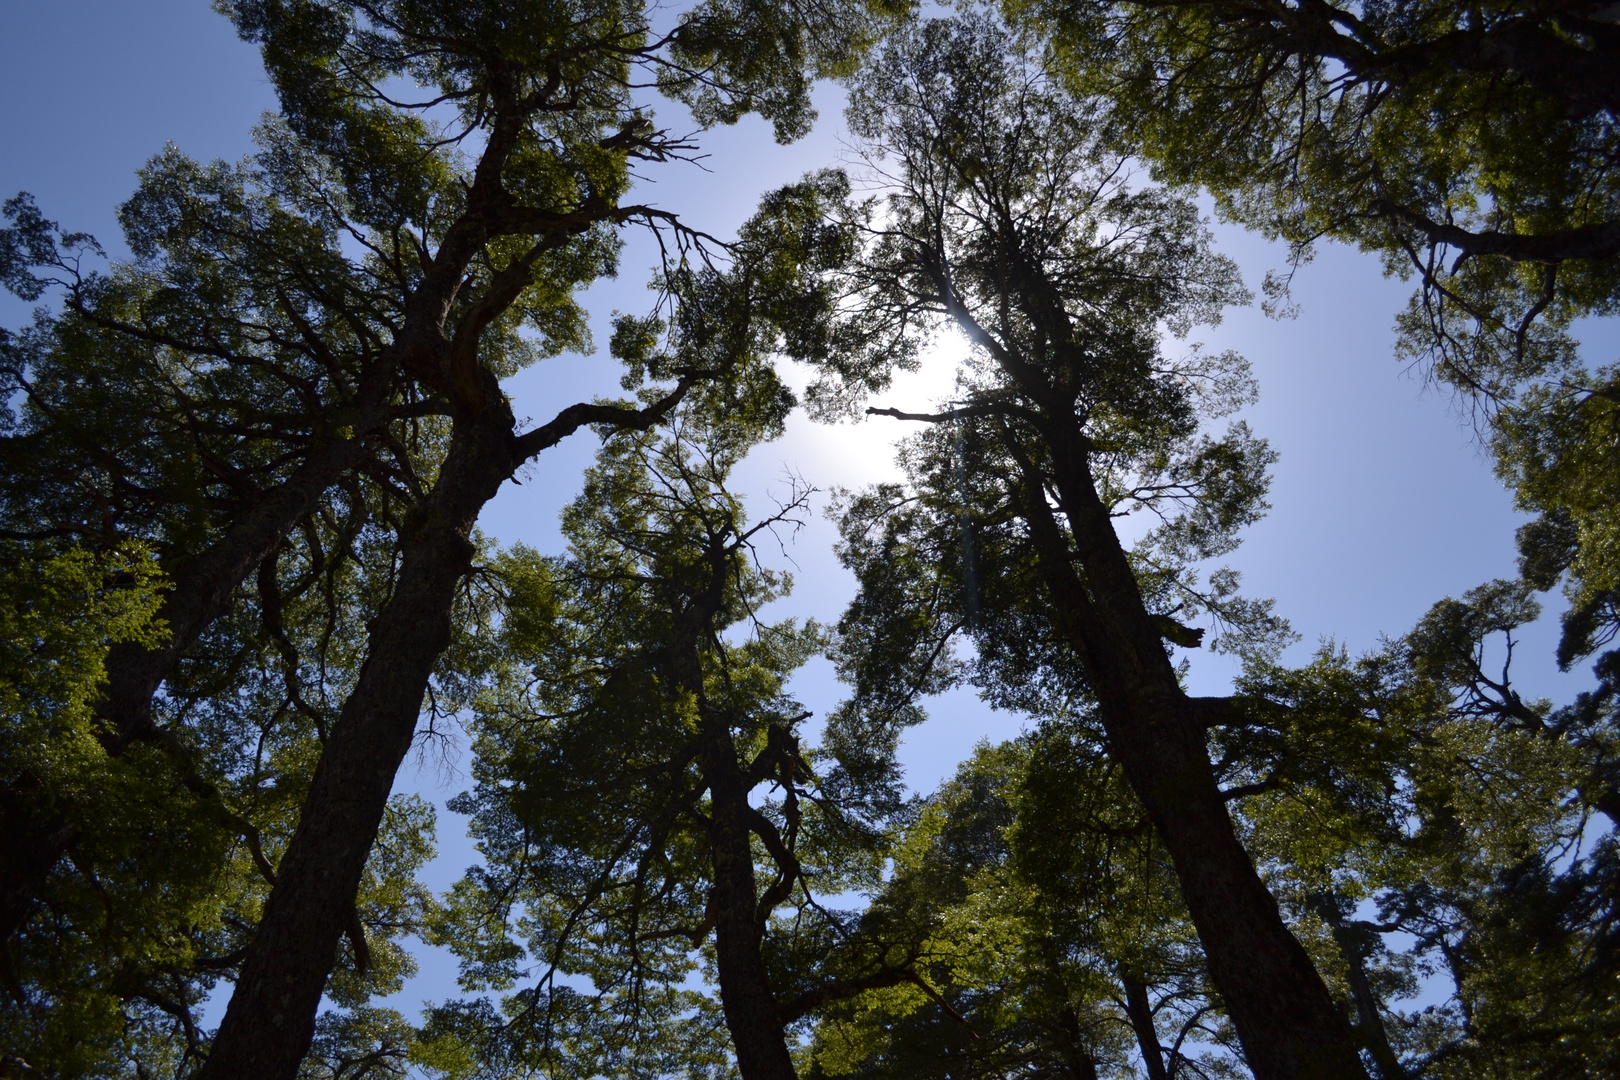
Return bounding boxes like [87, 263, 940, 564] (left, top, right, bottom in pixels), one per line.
[1005, 0, 1620, 674]
[198, 123, 866, 1080]
[796, 13, 1369, 1079]
[1226, 580, 1620, 1080]
[1, 177, 452, 1074]
[2, 0, 900, 1074]
[422, 414, 936, 1080]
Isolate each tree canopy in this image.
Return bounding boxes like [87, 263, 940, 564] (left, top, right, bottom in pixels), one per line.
[2, 3, 1618, 1080]
[1008, 0, 1620, 681]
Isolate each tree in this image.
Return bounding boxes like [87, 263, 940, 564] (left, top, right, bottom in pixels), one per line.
[794, 12, 1370, 1078]
[1221, 578, 1620, 1080]
[422, 414, 939, 1080]
[959, 4, 1620, 1069]
[809, 733, 1241, 1080]
[1004, 0, 1620, 673]
[817, 578, 1620, 1080]
[0, 507, 444, 1073]
[1, 0, 899, 1075]
[0, 543, 188, 1076]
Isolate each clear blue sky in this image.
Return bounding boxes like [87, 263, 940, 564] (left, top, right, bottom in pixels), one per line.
[4, 0, 1605, 1020]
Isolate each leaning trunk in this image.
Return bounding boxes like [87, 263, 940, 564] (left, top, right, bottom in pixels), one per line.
[196, 394, 517, 1080]
[1016, 428, 1366, 1080]
[98, 401, 385, 751]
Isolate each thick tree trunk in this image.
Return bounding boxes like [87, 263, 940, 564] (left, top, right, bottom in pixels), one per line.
[195, 394, 517, 1080]
[1014, 430, 1367, 1080]
[195, 366, 688, 1078]
[0, 382, 391, 946]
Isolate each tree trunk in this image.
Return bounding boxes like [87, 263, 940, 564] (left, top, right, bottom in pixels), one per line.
[195, 393, 517, 1080]
[1310, 895, 1406, 1080]
[699, 712, 800, 1080]
[195, 363, 690, 1078]
[1056, 1004, 1102, 1080]
[100, 420, 383, 750]
[1012, 428, 1367, 1080]
[1120, 973, 1169, 1080]
[670, 560, 799, 1080]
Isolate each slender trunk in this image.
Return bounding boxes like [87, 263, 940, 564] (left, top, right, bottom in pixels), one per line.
[1310, 895, 1405, 1080]
[1013, 429, 1366, 1080]
[101, 422, 382, 749]
[1120, 973, 1169, 1080]
[670, 569, 798, 1080]
[196, 393, 517, 1080]
[699, 715, 799, 1080]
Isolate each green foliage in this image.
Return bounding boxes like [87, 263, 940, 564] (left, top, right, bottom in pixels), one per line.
[0, 531, 444, 1077]
[1224, 581, 1620, 1079]
[421, 419, 912, 1077]
[815, 9, 1284, 743]
[0, 545, 228, 1074]
[299, 1007, 420, 1080]
[1, 0, 909, 1072]
[1006, 0, 1620, 669]
[809, 731, 1240, 1080]
[1496, 375, 1620, 668]
[0, 545, 167, 743]
[1007, 0, 1619, 364]
[8, 4, 1618, 1080]
[808, 13, 1620, 1080]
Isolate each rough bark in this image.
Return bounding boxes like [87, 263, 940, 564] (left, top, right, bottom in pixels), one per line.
[195, 388, 518, 1080]
[196, 362, 691, 1079]
[1009, 425, 1367, 1080]
[906, 197, 1365, 1074]
[911, 222, 1365, 1074]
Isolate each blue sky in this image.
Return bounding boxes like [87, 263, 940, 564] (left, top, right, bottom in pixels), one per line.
[4, 0, 1607, 1021]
